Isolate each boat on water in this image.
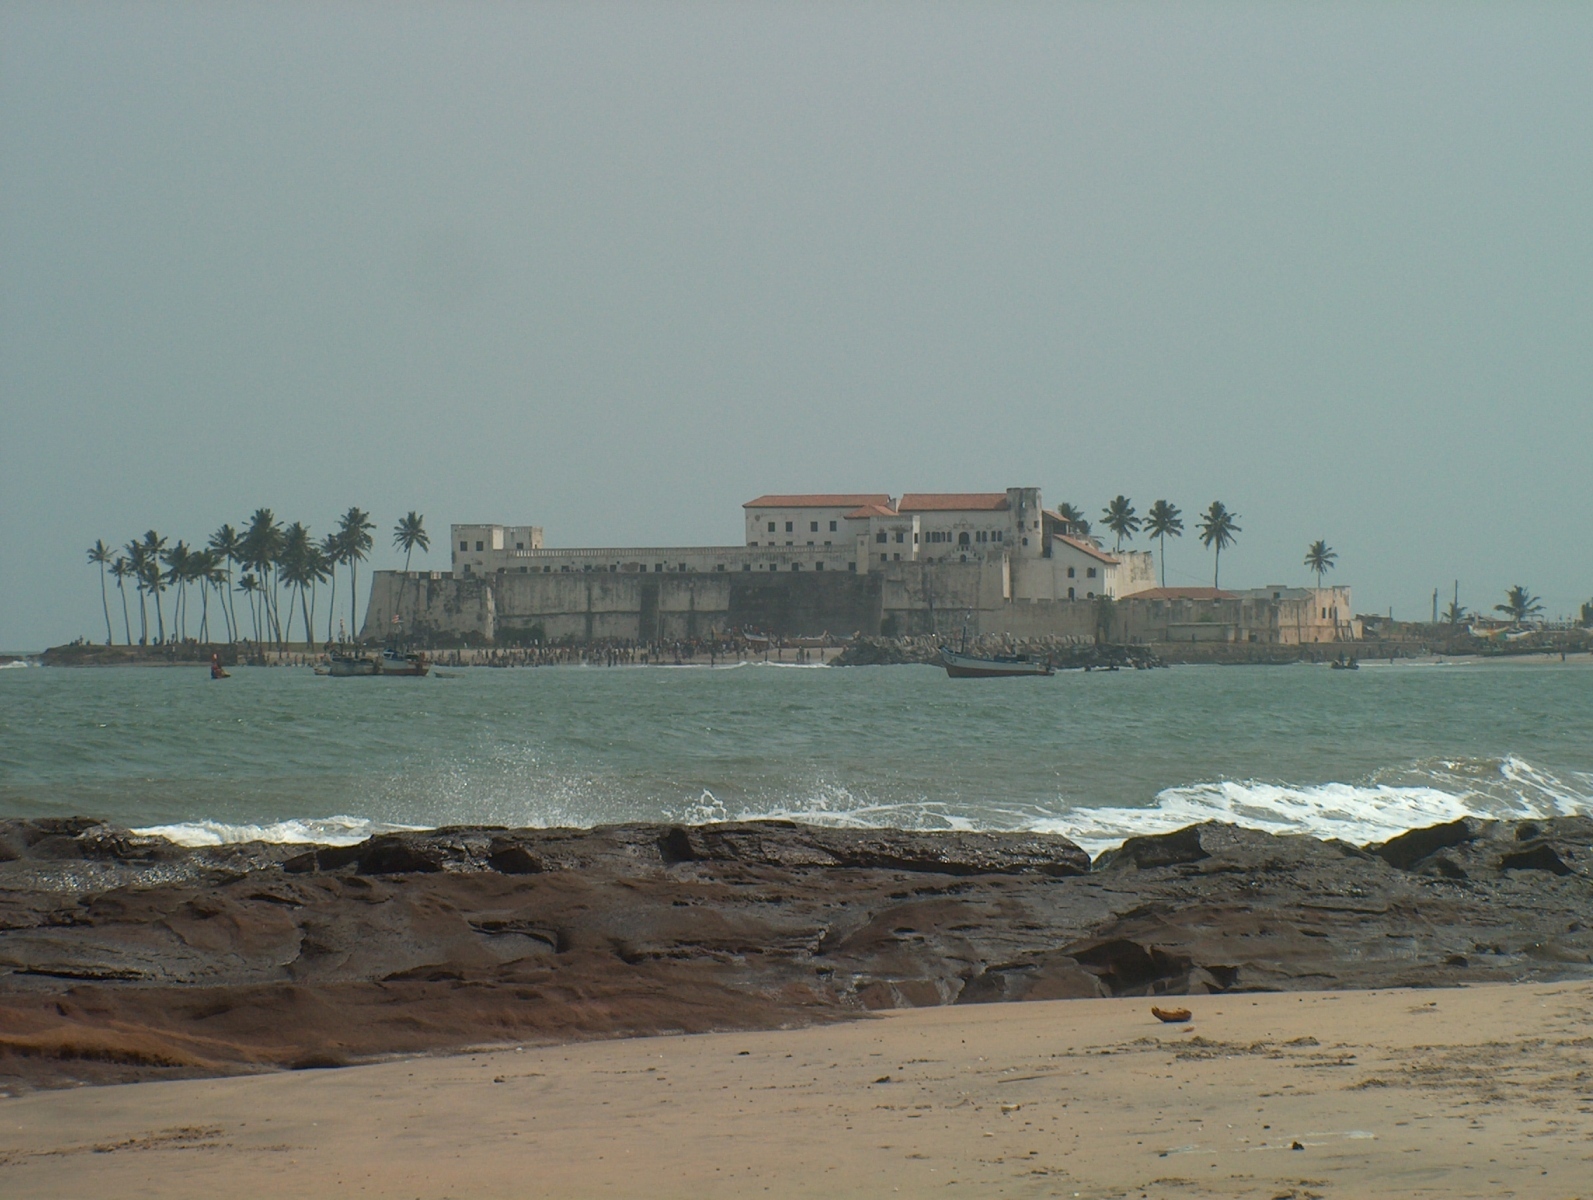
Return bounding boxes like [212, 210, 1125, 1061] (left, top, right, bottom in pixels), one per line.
[940, 646, 1055, 679]
[1330, 654, 1360, 671]
[325, 649, 430, 677]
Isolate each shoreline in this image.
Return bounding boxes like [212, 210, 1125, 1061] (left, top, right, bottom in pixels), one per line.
[2, 980, 1590, 1197]
[2, 815, 1590, 1098]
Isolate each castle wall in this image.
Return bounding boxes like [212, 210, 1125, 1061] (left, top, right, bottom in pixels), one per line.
[362, 568, 1353, 647]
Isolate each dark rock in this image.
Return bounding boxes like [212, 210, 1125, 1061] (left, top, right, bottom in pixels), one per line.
[1499, 842, 1574, 876]
[1374, 819, 1484, 870]
[2, 816, 1592, 1091]
[1094, 825, 1211, 870]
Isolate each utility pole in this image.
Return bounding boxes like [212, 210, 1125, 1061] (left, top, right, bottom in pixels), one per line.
[1432, 589, 1438, 625]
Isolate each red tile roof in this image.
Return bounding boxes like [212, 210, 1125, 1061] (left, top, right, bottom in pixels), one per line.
[897, 492, 1009, 512]
[743, 494, 893, 509]
[844, 503, 899, 519]
[1126, 587, 1235, 601]
[1052, 534, 1119, 564]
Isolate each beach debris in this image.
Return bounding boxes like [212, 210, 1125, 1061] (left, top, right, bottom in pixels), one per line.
[1291, 1140, 1305, 1150]
[874, 1075, 892, 1083]
[1000, 1103, 1021, 1113]
[1151, 1006, 1193, 1023]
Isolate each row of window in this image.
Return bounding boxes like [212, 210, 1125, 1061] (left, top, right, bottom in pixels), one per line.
[749, 540, 834, 547]
[459, 539, 528, 552]
[466, 560, 867, 575]
[1064, 566, 1098, 579]
[766, 520, 841, 533]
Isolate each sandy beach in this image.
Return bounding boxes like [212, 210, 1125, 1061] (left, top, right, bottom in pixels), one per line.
[2, 980, 1589, 1198]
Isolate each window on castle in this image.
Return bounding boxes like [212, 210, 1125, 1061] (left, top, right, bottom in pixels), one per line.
[810, 521, 818, 532]
[785, 521, 793, 532]
[895, 532, 904, 543]
[829, 521, 837, 532]
[1067, 567, 1075, 578]
[876, 532, 887, 543]
[459, 540, 468, 551]
[1087, 567, 1097, 578]
[475, 541, 484, 551]
[768, 522, 775, 532]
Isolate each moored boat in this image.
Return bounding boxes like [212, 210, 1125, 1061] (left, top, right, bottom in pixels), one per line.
[940, 647, 1054, 679]
[325, 649, 430, 677]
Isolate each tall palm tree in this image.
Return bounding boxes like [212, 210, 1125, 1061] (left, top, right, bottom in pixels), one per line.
[238, 573, 262, 643]
[126, 540, 150, 643]
[279, 522, 315, 645]
[1100, 496, 1140, 552]
[1443, 598, 1468, 624]
[195, 550, 225, 643]
[162, 541, 193, 641]
[240, 509, 284, 647]
[110, 556, 134, 645]
[319, 532, 344, 642]
[140, 531, 169, 643]
[209, 524, 243, 643]
[1494, 585, 1544, 624]
[1303, 540, 1337, 586]
[1143, 501, 1183, 588]
[392, 511, 429, 620]
[1196, 502, 1240, 590]
[86, 540, 114, 643]
[337, 506, 375, 639]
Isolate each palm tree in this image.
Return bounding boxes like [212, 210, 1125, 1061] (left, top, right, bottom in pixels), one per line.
[1143, 501, 1183, 588]
[1100, 496, 1140, 552]
[319, 533, 343, 642]
[1055, 502, 1090, 535]
[126, 540, 150, 643]
[1196, 502, 1240, 589]
[1303, 540, 1337, 586]
[240, 509, 284, 647]
[194, 550, 225, 643]
[392, 511, 429, 620]
[337, 506, 375, 639]
[1443, 598, 1468, 624]
[1494, 585, 1544, 625]
[209, 524, 243, 643]
[162, 541, 194, 641]
[110, 556, 134, 645]
[279, 522, 316, 645]
[140, 531, 169, 643]
[86, 540, 114, 643]
[238, 573, 262, 643]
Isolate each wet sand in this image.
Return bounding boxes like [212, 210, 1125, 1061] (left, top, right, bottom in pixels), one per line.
[3, 980, 1590, 1199]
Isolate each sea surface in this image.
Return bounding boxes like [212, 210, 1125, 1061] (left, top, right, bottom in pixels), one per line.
[2, 658, 1590, 855]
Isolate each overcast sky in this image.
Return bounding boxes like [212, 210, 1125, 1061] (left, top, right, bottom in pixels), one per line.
[4, 2, 1591, 649]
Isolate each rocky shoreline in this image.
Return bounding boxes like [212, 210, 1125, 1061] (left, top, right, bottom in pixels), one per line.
[1, 815, 1590, 1093]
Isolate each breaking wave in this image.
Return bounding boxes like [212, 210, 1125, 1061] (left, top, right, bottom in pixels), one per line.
[135, 815, 424, 848]
[132, 756, 1592, 858]
[668, 755, 1593, 857]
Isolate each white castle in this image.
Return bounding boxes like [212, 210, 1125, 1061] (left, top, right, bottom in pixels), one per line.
[449, 487, 1156, 602]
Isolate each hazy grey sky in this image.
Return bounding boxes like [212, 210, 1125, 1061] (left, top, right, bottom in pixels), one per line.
[4, 2, 1591, 648]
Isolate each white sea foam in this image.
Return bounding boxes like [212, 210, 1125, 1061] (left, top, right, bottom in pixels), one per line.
[135, 815, 425, 848]
[668, 755, 1593, 856]
[131, 756, 1593, 856]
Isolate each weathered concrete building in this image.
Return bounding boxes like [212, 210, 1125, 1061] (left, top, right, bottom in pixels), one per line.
[362, 490, 1350, 646]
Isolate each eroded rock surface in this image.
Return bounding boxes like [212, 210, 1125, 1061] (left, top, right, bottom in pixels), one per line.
[1, 816, 1589, 1091]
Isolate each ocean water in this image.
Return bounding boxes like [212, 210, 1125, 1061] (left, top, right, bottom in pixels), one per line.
[1, 659, 1590, 855]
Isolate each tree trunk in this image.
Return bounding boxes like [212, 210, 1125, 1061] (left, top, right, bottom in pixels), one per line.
[117, 581, 132, 645]
[98, 566, 113, 644]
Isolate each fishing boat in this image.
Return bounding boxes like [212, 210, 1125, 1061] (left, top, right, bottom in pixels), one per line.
[940, 646, 1054, 679]
[327, 652, 380, 677]
[379, 648, 430, 677]
[326, 648, 430, 677]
